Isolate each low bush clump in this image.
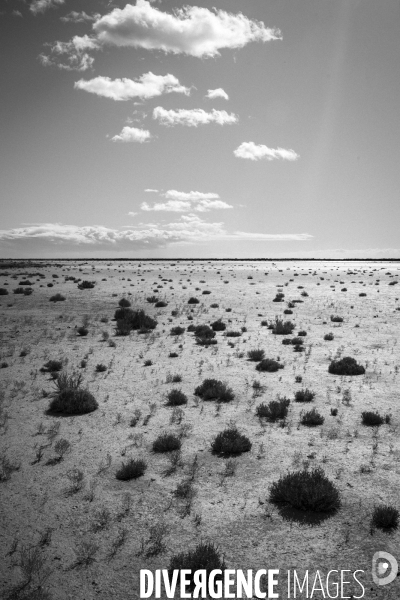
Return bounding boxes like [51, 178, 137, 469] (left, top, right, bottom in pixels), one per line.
[211, 319, 226, 331]
[294, 388, 315, 403]
[153, 433, 182, 453]
[361, 411, 387, 426]
[371, 505, 399, 531]
[188, 297, 199, 304]
[247, 349, 265, 362]
[211, 427, 252, 456]
[324, 333, 334, 341]
[301, 408, 324, 426]
[118, 298, 131, 307]
[147, 296, 158, 303]
[155, 300, 168, 307]
[328, 356, 365, 376]
[78, 280, 95, 290]
[194, 379, 234, 402]
[40, 360, 63, 373]
[115, 308, 157, 335]
[256, 397, 290, 421]
[297, 331, 307, 337]
[166, 389, 188, 406]
[77, 326, 88, 336]
[168, 542, 226, 591]
[330, 315, 343, 323]
[170, 326, 185, 336]
[95, 363, 107, 373]
[48, 372, 98, 415]
[256, 359, 284, 373]
[116, 458, 147, 480]
[193, 324, 215, 339]
[0, 288, 9, 295]
[272, 318, 295, 335]
[270, 468, 341, 514]
[49, 293, 66, 302]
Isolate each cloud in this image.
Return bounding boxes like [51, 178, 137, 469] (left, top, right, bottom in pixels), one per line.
[74, 73, 190, 101]
[153, 107, 238, 127]
[206, 88, 229, 100]
[92, 0, 281, 58]
[141, 189, 233, 212]
[0, 219, 312, 253]
[144, 188, 159, 193]
[39, 35, 98, 71]
[61, 11, 100, 23]
[111, 126, 151, 143]
[234, 142, 299, 161]
[30, 0, 64, 15]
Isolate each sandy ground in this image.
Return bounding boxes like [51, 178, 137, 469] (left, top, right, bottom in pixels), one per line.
[0, 259, 399, 600]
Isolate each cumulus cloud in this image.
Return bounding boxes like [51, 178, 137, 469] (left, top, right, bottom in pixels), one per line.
[30, 0, 64, 15]
[141, 189, 232, 212]
[92, 0, 281, 58]
[61, 11, 100, 23]
[206, 88, 229, 100]
[111, 126, 151, 143]
[144, 188, 159, 193]
[234, 142, 299, 161]
[74, 72, 190, 101]
[153, 107, 238, 127]
[0, 219, 312, 253]
[39, 35, 98, 71]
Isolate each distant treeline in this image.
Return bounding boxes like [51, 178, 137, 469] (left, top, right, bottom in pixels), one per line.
[0, 258, 400, 267]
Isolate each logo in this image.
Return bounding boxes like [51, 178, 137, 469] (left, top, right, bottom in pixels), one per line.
[372, 552, 398, 586]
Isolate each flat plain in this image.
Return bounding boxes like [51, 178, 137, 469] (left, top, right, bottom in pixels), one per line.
[0, 259, 399, 600]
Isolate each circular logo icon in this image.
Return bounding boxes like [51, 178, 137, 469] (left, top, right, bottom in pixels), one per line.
[372, 552, 398, 586]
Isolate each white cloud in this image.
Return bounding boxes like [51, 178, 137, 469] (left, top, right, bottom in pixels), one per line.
[74, 73, 190, 101]
[111, 126, 151, 143]
[39, 35, 98, 71]
[30, 0, 64, 15]
[144, 188, 159, 193]
[153, 107, 238, 127]
[61, 11, 100, 23]
[0, 219, 312, 252]
[234, 142, 299, 161]
[206, 88, 229, 100]
[141, 190, 232, 212]
[92, 0, 281, 58]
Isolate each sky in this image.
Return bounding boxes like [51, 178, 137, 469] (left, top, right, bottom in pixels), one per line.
[0, 0, 400, 258]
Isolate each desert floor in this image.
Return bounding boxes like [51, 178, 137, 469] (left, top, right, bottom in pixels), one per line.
[0, 259, 399, 600]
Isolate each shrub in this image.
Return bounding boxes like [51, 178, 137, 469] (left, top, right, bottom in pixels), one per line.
[291, 337, 304, 346]
[282, 338, 292, 345]
[211, 319, 226, 331]
[77, 326, 88, 336]
[48, 372, 98, 415]
[171, 326, 185, 336]
[295, 375, 302, 383]
[272, 319, 295, 335]
[361, 411, 385, 426]
[153, 433, 181, 453]
[166, 389, 188, 406]
[193, 324, 215, 339]
[0, 288, 8, 295]
[294, 388, 315, 403]
[118, 298, 131, 307]
[196, 337, 217, 346]
[50, 293, 66, 302]
[210, 303, 219, 308]
[330, 315, 343, 323]
[194, 379, 234, 402]
[169, 352, 178, 358]
[95, 364, 107, 373]
[256, 359, 284, 373]
[256, 397, 290, 421]
[301, 408, 324, 426]
[116, 459, 147, 480]
[359, 292, 367, 297]
[226, 331, 241, 337]
[247, 349, 265, 362]
[328, 356, 365, 376]
[188, 297, 199, 304]
[297, 331, 307, 336]
[168, 542, 226, 591]
[331, 408, 338, 416]
[211, 427, 252, 456]
[78, 280, 95, 290]
[115, 308, 157, 335]
[155, 300, 168, 307]
[41, 360, 63, 373]
[371, 505, 399, 531]
[270, 468, 341, 513]
[147, 296, 158, 303]
[324, 333, 334, 341]
[284, 309, 293, 315]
